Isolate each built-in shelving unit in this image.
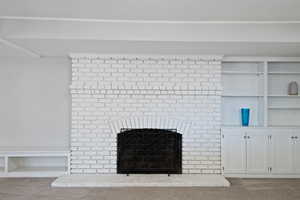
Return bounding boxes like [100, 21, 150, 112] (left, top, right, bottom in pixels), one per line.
[267, 62, 300, 127]
[222, 59, 300, 128]
[0, 147, 69, 177]
[222, 62, 264, 127]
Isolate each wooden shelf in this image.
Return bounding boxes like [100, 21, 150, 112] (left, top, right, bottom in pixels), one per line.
[268, 72, 300, 75]
[0, 147, 69, 157]
[221, 125, 265, 128]
[11, 166, 67, 172]
[223, 95, 300, 98]
[222, 125, 300, 129]
[268, 95, 300, 98]
[222, 95, 263, 97]
[268, 107, 300, 110]
[0, 146, 69, 153]
[268, 125, 300, 128]
[8, 167, 67, 177]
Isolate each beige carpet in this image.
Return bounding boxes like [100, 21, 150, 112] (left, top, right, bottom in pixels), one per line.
[2, 178, 300, 200]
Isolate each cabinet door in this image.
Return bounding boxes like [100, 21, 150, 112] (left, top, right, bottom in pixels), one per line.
[293, 132, 300, 174]
[222, 129, 246, 174]
[246, 131, 269, 174]
[271, 131, 294, 174]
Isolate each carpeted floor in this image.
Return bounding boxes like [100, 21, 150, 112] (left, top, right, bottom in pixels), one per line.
[0, 178, 300, 200]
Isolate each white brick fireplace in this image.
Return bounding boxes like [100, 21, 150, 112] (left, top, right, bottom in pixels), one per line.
[70, 54, 223, 174]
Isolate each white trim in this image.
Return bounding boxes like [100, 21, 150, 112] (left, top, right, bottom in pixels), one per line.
[0, 170, 68, 178]
[224, 173, 300, 178]
[223, 56, 300, 62]
[12, 36, 289, 42]
[1, 16, 300, 24]
[0, 37, 41, 58]
[263, 61, 268, 127]
[69, 53, 224, 61]
[222, 126, 300, 130]
[223, 173, 300, 178]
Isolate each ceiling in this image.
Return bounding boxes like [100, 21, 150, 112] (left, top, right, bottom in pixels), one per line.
[1, 0, 300, 21]
[1, 0, 300, 58]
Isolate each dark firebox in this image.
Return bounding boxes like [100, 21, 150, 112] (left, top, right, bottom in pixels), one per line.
[117, 128, 182, 174]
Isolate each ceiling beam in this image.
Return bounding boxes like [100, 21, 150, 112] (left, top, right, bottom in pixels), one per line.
[1, 16, 300, 24]
[1, 19, 300, 43]
[1, 17, 300, 57]
[0, 37, 41, 58]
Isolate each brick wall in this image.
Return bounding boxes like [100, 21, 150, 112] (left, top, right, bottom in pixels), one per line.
[70, 54, 222, 174]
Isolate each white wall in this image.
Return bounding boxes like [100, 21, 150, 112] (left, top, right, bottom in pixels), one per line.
[0, 57, 70, 148]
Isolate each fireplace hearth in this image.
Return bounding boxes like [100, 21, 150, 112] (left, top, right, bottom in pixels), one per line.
[117, 128, 182, 174]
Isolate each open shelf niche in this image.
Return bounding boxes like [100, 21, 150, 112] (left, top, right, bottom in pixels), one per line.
[8, 156, 67, 175]
[268, 62, 300, 127]
[0, 147, 69, 177]
[0, 157, 5, 173]
[222, 62, 265, 127]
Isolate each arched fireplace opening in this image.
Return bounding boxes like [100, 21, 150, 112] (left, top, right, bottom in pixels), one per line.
[117, 128, 182, 174]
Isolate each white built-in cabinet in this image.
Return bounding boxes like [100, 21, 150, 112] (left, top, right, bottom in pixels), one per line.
[222, 128, 300, 177]
[221, 58, 300, 177]
[221, 128, 269, 175]
[270, 131, 294, 174]
[270, 131, 300, 175]
[221, 129, 247, 174]
[244, 130, 269, 174]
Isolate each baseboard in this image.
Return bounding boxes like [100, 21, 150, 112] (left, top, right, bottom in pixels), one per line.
[224, 174, 300, 178]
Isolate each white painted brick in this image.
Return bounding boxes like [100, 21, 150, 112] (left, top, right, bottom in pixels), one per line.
[97, 169, 110, 173]
[70, 55, 222, 174]
[84, 169, 97, 173]
[71, 169, 83, 173]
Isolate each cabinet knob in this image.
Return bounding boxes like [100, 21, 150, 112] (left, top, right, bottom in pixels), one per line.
[291, 136, 295, 139]
[296, 136, 299, 139]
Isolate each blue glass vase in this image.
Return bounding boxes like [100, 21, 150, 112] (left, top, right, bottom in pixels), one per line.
[241, 108, 250, 126]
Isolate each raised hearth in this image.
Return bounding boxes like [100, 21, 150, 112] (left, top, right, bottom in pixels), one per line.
[52, 174, 230, 187]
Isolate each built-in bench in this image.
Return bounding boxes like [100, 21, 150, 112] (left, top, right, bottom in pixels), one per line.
[0, 147, 69, 177]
